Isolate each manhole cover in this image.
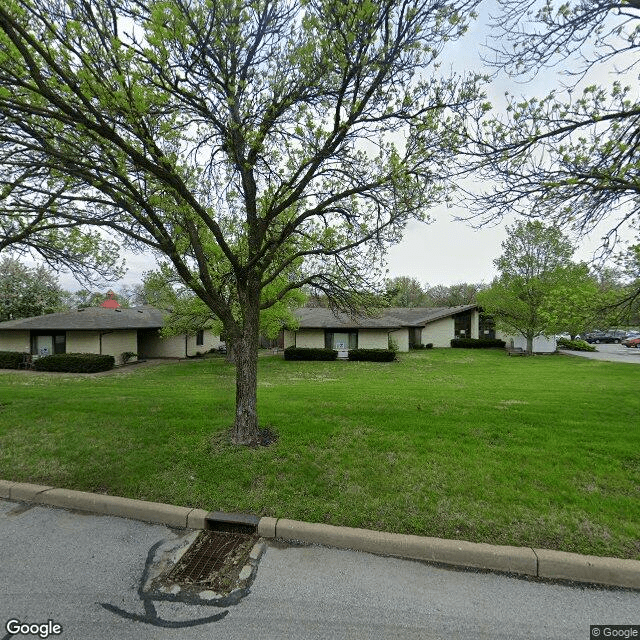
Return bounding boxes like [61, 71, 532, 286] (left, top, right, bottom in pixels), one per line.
[165, 530, 258, 588]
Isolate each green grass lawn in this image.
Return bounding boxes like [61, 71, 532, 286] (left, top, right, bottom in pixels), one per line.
[1, 350, 638, 560]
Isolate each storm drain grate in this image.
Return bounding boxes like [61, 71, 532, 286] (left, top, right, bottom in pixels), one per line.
[165, 530, 257, 585]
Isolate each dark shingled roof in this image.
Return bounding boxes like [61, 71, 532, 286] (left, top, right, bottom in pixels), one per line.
[0, 304, 478, 332]
[293, 305, 477, 329]
[0, 306, 166, 331]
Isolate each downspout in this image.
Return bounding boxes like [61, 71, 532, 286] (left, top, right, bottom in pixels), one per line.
[185, 334, 188, 358]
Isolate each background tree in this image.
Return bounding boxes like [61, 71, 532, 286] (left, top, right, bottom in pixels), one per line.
[477, 220, 597, 353]
[423, 281, 486, 306]
[536, 263, 604, 338]
[384, 276, 428, 307]
[0, 257, 64, 320]
[63, 288, 132, 309]
[461, 1, 640, 256]
[0, 0, 484, 443]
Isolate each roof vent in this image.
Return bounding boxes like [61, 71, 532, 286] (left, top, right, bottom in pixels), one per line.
[115, 308, 122, 312]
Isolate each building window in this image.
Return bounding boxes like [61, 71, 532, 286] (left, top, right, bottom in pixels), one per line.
[196, 330, 204, 346]
[454, 312, 471, 338]
[409, 327, 422, 348]
[324, 330, 358, 350]
[479, 314, 495, 339]
[30, 332, 66, 355]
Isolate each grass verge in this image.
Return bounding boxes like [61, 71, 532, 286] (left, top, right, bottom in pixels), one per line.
[0, 350, 638, 559]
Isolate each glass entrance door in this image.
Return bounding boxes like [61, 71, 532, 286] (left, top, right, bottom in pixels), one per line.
[36, 335, 54, 357]
[332, 332, 350, 350]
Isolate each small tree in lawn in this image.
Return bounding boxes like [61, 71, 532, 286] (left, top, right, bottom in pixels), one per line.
[0, 0, 484, 444]
[477, 220, 597, 354]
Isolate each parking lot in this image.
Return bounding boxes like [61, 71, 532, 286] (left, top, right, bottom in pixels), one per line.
[561, 342, 640, 364]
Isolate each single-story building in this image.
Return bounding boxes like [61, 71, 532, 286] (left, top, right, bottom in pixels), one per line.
[496, 333, 557, 353]
[0, 306, 223, 365]
[284, 305, 488, 352]
[284, 306, 558, 354]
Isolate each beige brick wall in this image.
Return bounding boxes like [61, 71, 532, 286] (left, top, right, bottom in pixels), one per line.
[67, 330, 138, 364]
[101, 331, 138, 364]
[138, 331, 182, 358]
[358, 330, 389, 350]
[421, 317, 455, 348]
[138, 330, 222, 359]
[388, 328, 409, 352]
[185, 331, 223, 356]
[293, 329, 326, 348]
[66, 331, 101, 354]
[0, 331, 30, 352]
[496, 331, 557, 353]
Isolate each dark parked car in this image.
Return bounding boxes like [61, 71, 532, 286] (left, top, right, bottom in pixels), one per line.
[585, 331, 627, 344]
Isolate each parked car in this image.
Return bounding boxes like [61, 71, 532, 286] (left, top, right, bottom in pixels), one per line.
[622, 336, 640, 348]
[585, 331, 627, 344]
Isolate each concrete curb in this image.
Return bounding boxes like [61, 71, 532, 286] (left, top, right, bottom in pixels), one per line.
[0, 480, 206, 530]
[2, 479, 639, 590]
[274, 518, 537, 576]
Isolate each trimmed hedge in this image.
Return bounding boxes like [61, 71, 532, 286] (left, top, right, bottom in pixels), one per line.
[284, 347, 337, 361]
[0, 351, 25, 369]
[32, 353, 115, 373]
[450, 338, 507, 349]
[557, 338, 597, 352]
[348, 349, 396, 362]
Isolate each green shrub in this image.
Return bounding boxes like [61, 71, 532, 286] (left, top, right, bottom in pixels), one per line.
[557, 338, 596, 352]
[450, 338, 507, 349]
[0, 351, 25, 369]
[121, 351, 137, 363]
[348, 349, 396, 362]
[284, 347, 337, 361]
[32, 353, 115, 373]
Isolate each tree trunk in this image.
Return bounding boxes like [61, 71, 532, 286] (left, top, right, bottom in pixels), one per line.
[526, 335, 534, 355]
[225, 339, 235, 364]
[231, 301, 260, 445]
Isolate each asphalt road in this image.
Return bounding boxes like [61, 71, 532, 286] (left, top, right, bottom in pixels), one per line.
[561, 342, 640, 364]
[1, 500, 639, 640]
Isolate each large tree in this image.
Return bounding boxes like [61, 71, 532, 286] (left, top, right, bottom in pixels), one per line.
[461, 1, 640, 253]
[0, 165, 124, 282]
[477, 220, 598, 353]
[0, 0, 483, 444]
[607, 243, 640, 324]
[0, 256, 65, 320]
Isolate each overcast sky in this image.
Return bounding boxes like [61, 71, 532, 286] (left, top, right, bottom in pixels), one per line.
[385, 1, 635, 288]
[56, 1, 635, 293]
